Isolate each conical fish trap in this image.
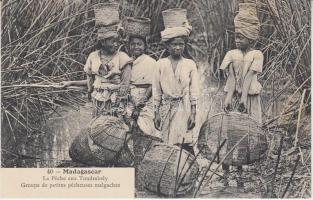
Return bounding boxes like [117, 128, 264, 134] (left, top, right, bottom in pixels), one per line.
[198, 112, 267, 166]
[69, 131, 105, 166]
[138, 143, 199, 197]
[69, 115, 133, 166]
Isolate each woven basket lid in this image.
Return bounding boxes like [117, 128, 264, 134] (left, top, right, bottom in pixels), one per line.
[97, 24, 119, 40]
[162, 8, 187, 28]
[123, 17, 151, 38]
[94, 3, 120, 27]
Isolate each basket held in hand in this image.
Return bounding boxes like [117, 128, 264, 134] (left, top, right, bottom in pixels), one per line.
[138, 143, 199, 197]
[69, 115, 133, 166]
[197, 112, 267, 166]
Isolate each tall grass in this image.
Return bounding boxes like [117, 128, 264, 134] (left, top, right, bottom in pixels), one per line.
[1, 0, 94, 165]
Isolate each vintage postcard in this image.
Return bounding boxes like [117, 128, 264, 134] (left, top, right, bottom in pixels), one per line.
[0, 0, 311, 198]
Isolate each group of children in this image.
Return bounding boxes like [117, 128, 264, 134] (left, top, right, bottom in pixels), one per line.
[63, 2, 264, 189]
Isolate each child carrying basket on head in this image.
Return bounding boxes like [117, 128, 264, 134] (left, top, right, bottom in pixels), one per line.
[219, 3, 264, 188]
[61, 3, 133, 117]
[153, 8, 200, 155]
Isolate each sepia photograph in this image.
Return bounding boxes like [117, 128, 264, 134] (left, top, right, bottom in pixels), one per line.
[1, 0, 311, 198]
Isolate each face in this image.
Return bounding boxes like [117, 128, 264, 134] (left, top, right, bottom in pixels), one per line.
[235, 32, 251, 50]
[167, 37, 185, 58]
[100, 35, 120, 54]
[129, 37, 145, 58]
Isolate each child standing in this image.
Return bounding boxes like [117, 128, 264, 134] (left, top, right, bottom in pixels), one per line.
[219, 3, 263, 188]
[84, 26, 133, 117]
[61, 3, 133, 117]
[153, 8, 200, 155]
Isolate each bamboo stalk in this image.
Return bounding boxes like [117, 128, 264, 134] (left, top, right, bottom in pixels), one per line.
[294, 89, 306, 147]
[269, 134, 284, 197]
[2, 84, 84, 89]
[281, 155, 301, 198]
[193, 139, 227, 197]
[174, 138, 184, 196]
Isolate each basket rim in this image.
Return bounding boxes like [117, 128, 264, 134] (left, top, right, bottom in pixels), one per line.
[148, 143, 199, 162]
[207, 111, 262, 128]
[162, 8, 187, 14]
[93, 2, 119, 10]
[125, 16, 151, 23]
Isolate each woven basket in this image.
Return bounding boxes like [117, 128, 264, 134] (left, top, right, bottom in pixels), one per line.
[97, 24, 119, 40]
[94, 3, 119, 27]
[69, 131, 106, 166]
[198, 112, 267, 166]
[162, 8, 187, 28]
[238, 3, 258, 16]
[69, 116, 133, 166]
[138, 143, 199, 197]
[200, 186, 261, 198]
[123, 17, 150, 38]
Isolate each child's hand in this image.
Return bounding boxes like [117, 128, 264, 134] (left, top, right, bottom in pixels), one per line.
[187, 113, 196, 130]
[238, 102, 247, 113]
[131, 108, 140, 121]
[103, 67, 120, 79]
[87, 92, 92, 102]
[137, 97, 148, 109]
[154, 112, 161, 131]
[119, 84, 129, 97]
[98, 64, 108, 76]
[224, 98, 232, 113]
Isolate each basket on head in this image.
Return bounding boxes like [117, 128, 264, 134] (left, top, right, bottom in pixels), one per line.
[97, 24, 120, 40]
[197, 112, 267, 166]
[123, 17, 150, 39]
[94, 3, 120, 27]
[162, 8, 187, 28]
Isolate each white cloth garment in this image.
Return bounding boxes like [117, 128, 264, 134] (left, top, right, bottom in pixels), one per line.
[153, 57, 200, 145]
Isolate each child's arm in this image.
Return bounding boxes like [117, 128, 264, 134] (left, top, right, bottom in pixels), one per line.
[240, 69, 257, 109]
[224, 64, 236, 109]
[60, 80, 87, 87]
[119, 63, 132, 98]
[137, 86, 152, 108]
[86, 74, 94, 92]
[220, 51, 235, 111]
[153, 62, 162, 131]
[239, 51, 263, 111]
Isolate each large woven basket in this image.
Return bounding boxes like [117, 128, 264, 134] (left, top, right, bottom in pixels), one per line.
[94, 3, 120, 27]
[198, 112, 267, 166]
[123, 17, 150, 38]
[162, 8, 187, 28]
[69, 115, 133, 166]
[138, 143, 199, 197]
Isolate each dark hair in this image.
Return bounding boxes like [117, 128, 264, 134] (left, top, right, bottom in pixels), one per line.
[128, 35, 147, 47]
